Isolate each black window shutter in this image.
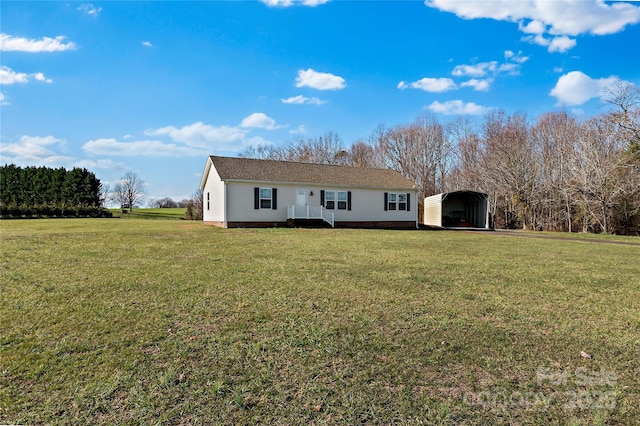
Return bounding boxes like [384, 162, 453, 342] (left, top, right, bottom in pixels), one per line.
[347, 191, 352, 211]
[407, 193, 411, 211]
[272, 188, 277, 210]
[320, 190, 325, 206]
[384, 192, 388, 211]
[254, 187, 259, 209]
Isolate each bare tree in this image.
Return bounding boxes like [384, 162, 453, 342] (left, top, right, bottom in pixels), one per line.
[603, 81, 640, 154]
[99, 183, 110, 208]
[240, 132, 347, 165]
[281, 132, 346, 164]
[449, 121, 490, 192]
[185, 189, 203, 220]
[376, 114, 451, 197]
[601, 82, 640, 233]
[481, 112, 540, 229]
[111, 172, 145, 211]
[570, 116, 638, 233]
[530, 111, 580, 231]
[239, 144, 279, 160]
[346, 139, 384, 168]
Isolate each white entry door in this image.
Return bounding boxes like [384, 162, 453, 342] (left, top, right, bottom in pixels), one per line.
[295, 189, 308, 208]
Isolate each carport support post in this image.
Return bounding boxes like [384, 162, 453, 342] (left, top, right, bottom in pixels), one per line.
[485, 194, 490, 229]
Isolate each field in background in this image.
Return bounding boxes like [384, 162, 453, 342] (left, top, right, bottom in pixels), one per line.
[1, 219, 638, 425]
[108, 207, 186, 219]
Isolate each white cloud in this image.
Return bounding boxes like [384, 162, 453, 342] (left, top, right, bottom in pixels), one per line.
[262, 0, 293, 6]
[504, 50, 529, 64]
[77, 4, 102, 16]
[427, 100, 491, 116]
[549, 71, 622, 106]
[281, 95, 326, 105]
[85, 119, 279, 158]
[397, 77, 457, 93]
[498, 63, 520, 75]
[261, 0, 329, 7]
[73, 158, 127, 171]
[0, 66, 53, 85]
[400, 53, 524, 96]
[519, 19, 546, 35]
[452, 62, 496, 77]
[0, 135, 74, 166]
[522, 33, 577, 53]
[33, 72, 53, 83]
[83, 138, 206, 157]
[0, 66, 28, 84]
[148, 122, 247, 148]
[460, 78, 493, 92]
[0, 66, 53, 84]
[425, 0, 640, 52]
[289, 125, 307, 134]
[547, 36, 577, 53]
[295, 68, 346, 90]
[0, 93, 7, 105]
[301, 0, 329, 5]
[240, 112, 284, 130]
[142, 41, 153, 48]
[0, 33, 77, 52]
[452, 61, 521, 77]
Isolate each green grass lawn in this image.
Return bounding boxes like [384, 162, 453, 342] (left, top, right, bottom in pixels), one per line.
[1, 220, 638, 425]
[109, 207, 187, 219]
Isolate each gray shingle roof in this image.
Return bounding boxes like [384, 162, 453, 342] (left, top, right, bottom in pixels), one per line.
[209, 156, 417, 190]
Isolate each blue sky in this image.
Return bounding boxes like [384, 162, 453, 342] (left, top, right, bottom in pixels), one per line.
[2, 0, 639, 203]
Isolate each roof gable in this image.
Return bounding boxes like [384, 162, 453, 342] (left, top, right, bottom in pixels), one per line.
[207, 156, 417, 190]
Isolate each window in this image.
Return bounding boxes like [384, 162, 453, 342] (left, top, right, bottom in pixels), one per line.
[207, 192, 210, 211]
[388, 193, 397, 210]
[254, 187, 277, 210]
[385, 192, 410, 211]
[398, 193, 407, 211]
[325, 191, 335, 209]
[259, 188, 272, 209]
[337, 191, 348, 210]
[321, 190, 351, 210]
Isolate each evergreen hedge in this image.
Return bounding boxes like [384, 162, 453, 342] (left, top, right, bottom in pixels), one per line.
[0, 164, 111, 218]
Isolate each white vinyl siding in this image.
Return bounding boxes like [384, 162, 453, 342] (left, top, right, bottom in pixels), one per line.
[202, 166, 225, 222]
[207, 177, 416, 226]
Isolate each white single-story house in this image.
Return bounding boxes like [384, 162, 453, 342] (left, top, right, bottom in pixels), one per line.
[423, 190, 491, 229]
[200, 156, 419, 228]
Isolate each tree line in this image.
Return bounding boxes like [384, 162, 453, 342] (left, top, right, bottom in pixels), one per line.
[146, 192, 203, 221]
[104, 172, 203, 220]
[241, 82, 640, 235]
[0, 165, 111, 217]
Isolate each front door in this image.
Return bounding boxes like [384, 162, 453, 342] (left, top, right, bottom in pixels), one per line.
[295, 189, 308, 210]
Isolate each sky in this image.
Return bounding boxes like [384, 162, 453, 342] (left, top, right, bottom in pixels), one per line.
[1, 0, 639, 204]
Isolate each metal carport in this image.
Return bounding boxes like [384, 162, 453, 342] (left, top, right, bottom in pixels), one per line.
[423, 190, 491, 229]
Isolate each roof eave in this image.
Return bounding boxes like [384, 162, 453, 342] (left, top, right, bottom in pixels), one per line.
[221, 178, 417, 191]
[199, 157, 213, 190]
